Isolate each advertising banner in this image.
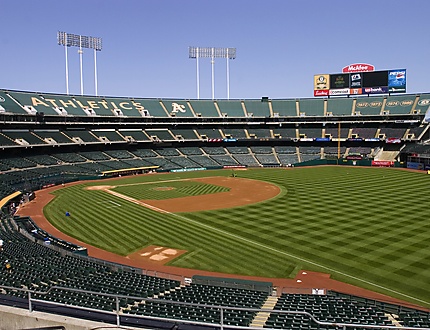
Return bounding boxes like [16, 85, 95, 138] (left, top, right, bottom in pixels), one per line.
[314, 90, 329, 97]
[350, 88, 362, 95]
[330, 74, 350, 89]
[315, 137, 331, 142]
[350, 73, 362, 88]
[314, 74, 330, 90]
[388, 69, 406, 93]
[329, 88, 350, 96]
[372, 160, 394, 167]
[342, 63, 375, 73]
[363, 86, 389, 94]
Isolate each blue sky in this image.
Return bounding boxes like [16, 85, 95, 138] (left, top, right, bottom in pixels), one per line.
[1, 0, 429, 99]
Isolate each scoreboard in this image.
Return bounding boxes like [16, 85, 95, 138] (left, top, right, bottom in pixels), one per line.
[314, 69, 406, 97]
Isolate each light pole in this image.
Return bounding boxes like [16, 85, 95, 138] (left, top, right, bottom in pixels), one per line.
[189, 47, 236, 99]
[57, 31, 102, 96]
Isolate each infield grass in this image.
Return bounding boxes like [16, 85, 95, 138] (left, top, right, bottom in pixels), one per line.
[44, 167, 430, 307]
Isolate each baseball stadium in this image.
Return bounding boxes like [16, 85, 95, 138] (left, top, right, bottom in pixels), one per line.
[2, 2, 430, 329]
[1, 85, 430, 329]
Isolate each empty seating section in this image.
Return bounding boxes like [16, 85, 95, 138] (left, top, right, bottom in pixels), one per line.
[7, 91, 60, 115]
[413, 93, 430, 114]
[91, 130, 126, 142]
[324, 147, 346, 158]
[202, 147, 226, 155]
[264, 293, 392, 329]
[53, 153, 87, 163]
[197, 129, 223, 139]
[189, 100, 219, 117]
[216, 100, 245, 117]
[79, 151, 111, 161]
[324, 127, 349, 139]
[104, 150, 135, 159]
[298, 127, 322, 139]
[102, 97, 142, 117]
[244, 100, 271, 117]
[25, 155, 59, 166]
[162, 100, 193, 117]
[33, 130, 73, 144]
[298, 99, 324, 116]
[136, 99, 168, 117]
[250, 146, 273, 154]
[2, 130, 45, 145]
[145, 129, 175, 141]
[254, 153, 279, 166]
[169, 156, 200, 169]
[272, 128, 297, 139]
[277, 154, 299, 165]
[0, 157, 36, 170]
[71, 96, 115, 116]
[188, 155, 220, 167]
[384, 95, 416, 114]
[227, 146, 249, 154]
[232, 154, 259, 166]
[407, 125, 428, 140]
[154, 148, 180, 157]
[247, 128, 272, 139]
[145, 157, 179, 170]
[0, 132, 18, 146]
[355, 97, 383, 115]
[397, 311, 430, 328]
[0, 91, 28, 114]
[222, 129, 247, 139]
[274, 146, 296, 154]
[63, 130, 99, 143]
[210, 155, 238, 166]
[350, 127, 377, 139]
[130, 149, 158, 158]
[177, 147, 203, 155]
[327, 98, 353, 116]
[299, 147, 321, 162]
[118, 129, 150, 141]
[348, 147, 372, 157]
[378, 128, 405, 139]
[170, 129, 199, 140]
[271, 99, 297, 117]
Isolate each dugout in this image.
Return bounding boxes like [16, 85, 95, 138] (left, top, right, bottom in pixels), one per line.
[192, 275, 273, 294]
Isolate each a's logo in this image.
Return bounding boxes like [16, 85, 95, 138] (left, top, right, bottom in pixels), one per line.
[418, 99, 430, 106]
[171, 102, 186, 113]
[0, 96, 5, 102]
[386, 101, 399, 107]
[351, 74, 361, 81]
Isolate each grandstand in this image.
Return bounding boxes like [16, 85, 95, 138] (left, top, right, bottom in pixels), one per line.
[1, 88, 430, 329]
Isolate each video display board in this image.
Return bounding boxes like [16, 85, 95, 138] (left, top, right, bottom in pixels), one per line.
[314, 69, 406, 97]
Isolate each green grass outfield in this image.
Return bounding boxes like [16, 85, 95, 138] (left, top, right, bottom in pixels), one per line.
[44, 167, 430, 308]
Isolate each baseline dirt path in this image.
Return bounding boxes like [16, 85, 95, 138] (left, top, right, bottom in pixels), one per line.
[15, 173, 429, 311]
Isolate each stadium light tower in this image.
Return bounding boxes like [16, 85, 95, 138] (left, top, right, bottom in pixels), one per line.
[57, 31, 103, 96]
[189, 47, 236, 100]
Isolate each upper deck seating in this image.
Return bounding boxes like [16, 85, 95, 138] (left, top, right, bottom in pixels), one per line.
[247, 128, 272, 139]
[2, 130, 46, 145]
[162, 100, 194, 117]
[243, 100, 271, 117]
[145, 129, 175, 141]
[189, 100, 219, 117]
[170, 129, 199, 140]
[33, 130, 74, 144]
[216, 100, 245, 117]
[298, 99, 324, 116]
[196, 129, 223, 139]
[272, 128, 297, 139]
[134, 98, 168, 117]
[222, 129, 247, 139]
[271, 99, 297, 117]
[355, 97, 383, 115]
[0, 91, 28, 114]
[383, 95, 416, 115]
[91, 130, 126, 142]
[324, 126, 349, 139]
[327, 98, 354, 116]
[350, 127, 378, 139]
[63, 130, 100, 143]
[118, 129, 150, 142]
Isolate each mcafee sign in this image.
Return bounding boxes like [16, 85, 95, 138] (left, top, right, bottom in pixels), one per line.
[342, 63, 375, 73]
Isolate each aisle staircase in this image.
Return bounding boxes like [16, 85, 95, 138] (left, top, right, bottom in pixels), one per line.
[250, 296, 279, 328]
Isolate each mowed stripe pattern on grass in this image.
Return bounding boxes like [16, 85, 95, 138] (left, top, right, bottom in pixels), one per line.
[44, 167, 430, 307]
[111, 180, 230, 200]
